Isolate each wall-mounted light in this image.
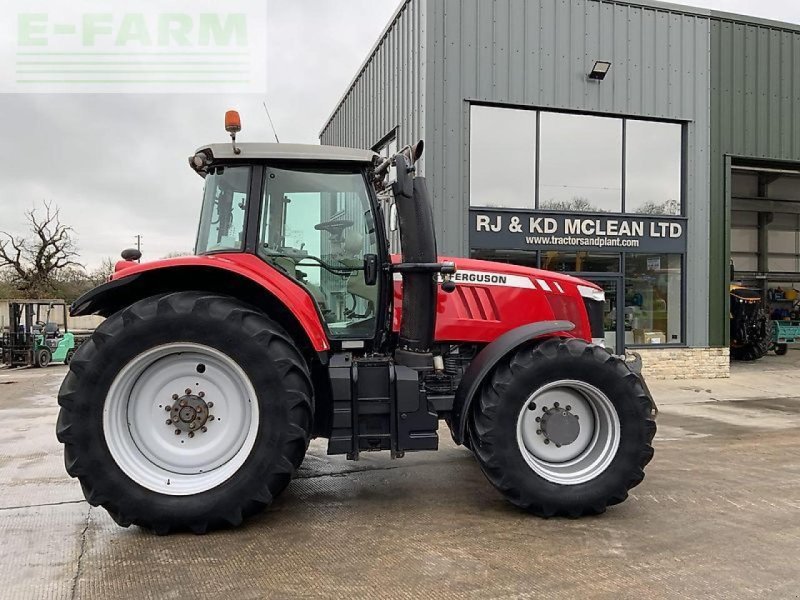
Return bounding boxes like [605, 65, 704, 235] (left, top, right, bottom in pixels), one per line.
[588, 60, 611, 81]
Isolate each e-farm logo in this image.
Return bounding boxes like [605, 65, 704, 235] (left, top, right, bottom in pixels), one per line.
[3, 1, 266, 93]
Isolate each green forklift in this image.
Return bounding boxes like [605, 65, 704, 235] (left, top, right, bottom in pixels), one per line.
[0, 300, 82, 368]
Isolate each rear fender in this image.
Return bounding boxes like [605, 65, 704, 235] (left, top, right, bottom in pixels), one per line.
[71, 260, 330, 357]
[449, 320, 575, 445]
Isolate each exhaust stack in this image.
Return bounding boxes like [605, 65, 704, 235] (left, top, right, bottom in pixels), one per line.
[390, 142, 439, 369]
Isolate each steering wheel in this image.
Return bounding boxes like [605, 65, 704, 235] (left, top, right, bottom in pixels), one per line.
[314, 219, 354, 236]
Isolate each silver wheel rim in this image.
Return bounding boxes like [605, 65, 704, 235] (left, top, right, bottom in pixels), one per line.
[516, 379, 620, 485]
[103, 343, 259, 495]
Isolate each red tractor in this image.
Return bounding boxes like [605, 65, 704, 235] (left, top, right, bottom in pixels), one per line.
[57, 113, 656, 534]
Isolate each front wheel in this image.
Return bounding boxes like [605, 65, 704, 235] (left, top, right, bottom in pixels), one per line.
[469, 338, 656, 517]
[35, 347, 52, 368]
[56, 292, 313, 534]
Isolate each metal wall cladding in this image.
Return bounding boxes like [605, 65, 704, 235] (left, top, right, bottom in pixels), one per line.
[319, 0, 428, 169]
[708, 19, 800, 346]
[711, 20, 800, 161]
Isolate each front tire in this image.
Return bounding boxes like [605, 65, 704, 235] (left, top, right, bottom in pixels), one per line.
[469, 338, 656, 517]
[35, 347, 52, 368]
[56, 292, 313, 534]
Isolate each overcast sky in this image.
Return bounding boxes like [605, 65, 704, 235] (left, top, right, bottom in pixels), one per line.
[0, 0, 798, 270]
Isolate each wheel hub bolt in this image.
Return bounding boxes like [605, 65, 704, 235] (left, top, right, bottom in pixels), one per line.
[185, 388, 192, 395]
[172, 394, 179, 400]
[544, 439, 550, 445]
[201, 426, 207, 433]
[166, 419, 172, 425]
[188, 431, 195, 438]
[207, 401, 214, 408]
[164, 405, 171, 412]
[174, 429, 181, 436]
[208, 415, 215, 421]
[198, 391, 205, 398]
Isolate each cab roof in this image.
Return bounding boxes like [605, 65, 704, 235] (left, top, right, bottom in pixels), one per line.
[191, 142, 378, 175]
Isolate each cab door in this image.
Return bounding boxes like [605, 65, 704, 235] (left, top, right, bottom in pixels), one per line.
[258, 166, 382, 342]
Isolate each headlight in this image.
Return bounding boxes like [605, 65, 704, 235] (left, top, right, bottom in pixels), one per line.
[577, 284, 605, 303]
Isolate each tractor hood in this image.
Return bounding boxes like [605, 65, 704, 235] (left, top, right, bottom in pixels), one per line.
[392, 256, 604, 345]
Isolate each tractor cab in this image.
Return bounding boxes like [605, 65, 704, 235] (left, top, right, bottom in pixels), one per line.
[193, 150, 384, 342]
[187, 119, 447, 365]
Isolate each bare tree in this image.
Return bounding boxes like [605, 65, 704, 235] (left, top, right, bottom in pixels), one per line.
[90, 257, 116, 285]
[0, 200, 81, 297]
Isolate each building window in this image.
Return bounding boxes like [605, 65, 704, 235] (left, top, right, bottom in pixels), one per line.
[470, 248, 538, 268]
[374, 133, 398, 182]
[625, 253, 682, 345]
[540, 252, 620, 273]
[625, 120, 682, 215]
[539, 112, 623, 213]
[469, 105, 536, 209]
[468, 105, 684, 217]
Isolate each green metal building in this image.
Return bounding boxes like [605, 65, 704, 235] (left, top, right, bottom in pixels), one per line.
[709, 17, 800, 347]
[321, 0, 800, 377]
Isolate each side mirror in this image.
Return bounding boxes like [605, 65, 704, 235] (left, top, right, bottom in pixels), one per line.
[392, 153, 413, 200]
[363, 254, 379, 286]
[389, 204, 398, 232]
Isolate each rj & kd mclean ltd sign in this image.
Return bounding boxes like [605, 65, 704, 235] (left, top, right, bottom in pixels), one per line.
[469, 209, 687, 254]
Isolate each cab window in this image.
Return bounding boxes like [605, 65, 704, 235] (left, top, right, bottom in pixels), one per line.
[196, 166, 250, 254]
[259, 167, 379, 339]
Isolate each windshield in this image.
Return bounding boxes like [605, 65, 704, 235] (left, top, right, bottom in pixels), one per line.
[196, 166, 251, 254]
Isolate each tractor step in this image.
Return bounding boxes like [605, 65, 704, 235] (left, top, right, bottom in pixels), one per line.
[327, 354, 438, 459]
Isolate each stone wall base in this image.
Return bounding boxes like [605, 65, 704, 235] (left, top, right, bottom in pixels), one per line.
[629, 347, 730, 380]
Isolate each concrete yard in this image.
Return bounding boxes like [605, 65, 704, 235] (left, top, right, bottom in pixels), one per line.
[2, 355, 800, 599]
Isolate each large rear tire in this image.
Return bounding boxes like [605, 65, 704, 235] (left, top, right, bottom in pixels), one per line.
[469, 338, 655, 517]
[56, 291, 313, 534]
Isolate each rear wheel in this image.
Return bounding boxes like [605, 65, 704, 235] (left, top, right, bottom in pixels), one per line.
[56, 292, 313, 534]
[731, 339, 768, 361]
[469, 338, 655, 517]
[775, 344, 789, 356]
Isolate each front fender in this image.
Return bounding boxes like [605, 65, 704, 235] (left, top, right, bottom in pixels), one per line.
[70, 254, 331, 353]
[449, 320, 575, 445]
